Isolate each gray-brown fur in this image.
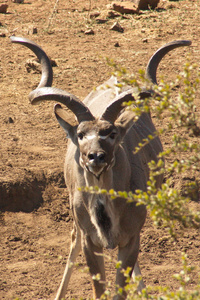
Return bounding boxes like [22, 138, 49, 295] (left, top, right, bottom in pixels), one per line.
[11, 36, 191, 300]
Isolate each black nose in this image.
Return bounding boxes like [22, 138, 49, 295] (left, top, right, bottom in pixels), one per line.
[88, 152, 106, 164]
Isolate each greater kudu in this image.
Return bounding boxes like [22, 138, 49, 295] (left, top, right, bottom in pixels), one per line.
[11, 36, 191, 299]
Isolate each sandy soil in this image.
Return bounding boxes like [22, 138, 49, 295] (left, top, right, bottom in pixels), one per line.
[0, 0, 200, 299]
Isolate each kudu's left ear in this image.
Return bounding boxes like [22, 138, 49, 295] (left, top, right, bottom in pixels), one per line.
[54, 104, 78, 144]
[115, 110, 137, 138]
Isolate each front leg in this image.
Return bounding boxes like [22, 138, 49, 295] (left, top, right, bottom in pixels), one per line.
[82, 234, 106, 299]
[132, 260, 146, 292]
[115, 234, 140, 299]
[55, 222, 81, 300]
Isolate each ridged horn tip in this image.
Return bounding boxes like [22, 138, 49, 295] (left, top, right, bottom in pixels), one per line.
[10, 36, 53, 88]
[145, 40, 192, 85]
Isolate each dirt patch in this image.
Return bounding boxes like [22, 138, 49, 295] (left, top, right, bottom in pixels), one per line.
[0, 168, 66, 212]
[0, 0, 200, 299]
[0, 171, 44, 212]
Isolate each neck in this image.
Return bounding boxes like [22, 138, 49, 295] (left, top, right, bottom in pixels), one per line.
[84, 167, 122, 249]
[84, 167, 114, 190]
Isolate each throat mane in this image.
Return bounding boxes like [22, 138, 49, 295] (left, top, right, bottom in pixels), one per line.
[89, 195, 118, 249]
[95, 198, 111, 235]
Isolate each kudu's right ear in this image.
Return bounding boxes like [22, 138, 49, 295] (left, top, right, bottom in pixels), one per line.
[54, 104, 78, 145]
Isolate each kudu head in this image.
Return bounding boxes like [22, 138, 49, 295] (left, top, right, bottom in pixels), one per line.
[73, 110, 135, 179]
[29, 85, 137, 179]
[10, 37, 191, 179]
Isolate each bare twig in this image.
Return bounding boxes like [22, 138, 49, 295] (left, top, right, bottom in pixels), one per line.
[47, 0, 59, 31]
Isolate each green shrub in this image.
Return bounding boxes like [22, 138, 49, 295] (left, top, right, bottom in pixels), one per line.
[80, 60, 200, 299]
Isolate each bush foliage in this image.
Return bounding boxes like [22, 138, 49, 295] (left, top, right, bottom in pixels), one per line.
[80, 60, 200, 299]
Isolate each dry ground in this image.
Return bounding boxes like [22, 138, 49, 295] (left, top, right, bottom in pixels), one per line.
[0, 0, 200, 299]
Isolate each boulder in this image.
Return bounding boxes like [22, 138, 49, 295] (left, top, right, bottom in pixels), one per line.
[0, 4, 8, 13]
[134, 0, 160, 10]
[110, 21, 124, 33]
[108, 2, 139, 14]
[108, 0, 160, 14]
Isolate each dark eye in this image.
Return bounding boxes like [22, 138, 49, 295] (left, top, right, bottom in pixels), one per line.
[110, 131, 117, 139]
[77, 132, 84, 140]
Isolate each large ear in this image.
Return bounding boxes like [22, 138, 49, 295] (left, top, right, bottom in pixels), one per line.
[114, 109, 137, 138]
[54, 104, 78, 145]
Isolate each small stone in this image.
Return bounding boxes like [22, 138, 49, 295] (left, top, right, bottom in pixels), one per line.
[107, 10, 121, 18]
[154, 279, 159, 284]
[7, 162, 13, 167]
[50, 59, 57, 67]
[114, 42, 120, 47]
[27, 26, 38, 35]
[84, 29, 95, 35]
[0, 33, 6, 37]
[8, 235, 21, 241]
[96, 18, 107, 24]
[8, 117, 14, 124]
[32, 27, 38, 34]
[0, 4, 8, 13]
[142, 38, 148, 43]
[12, 0, 24, 3]
[89, 12, 100, 19]
[110, 22, 124, 33]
